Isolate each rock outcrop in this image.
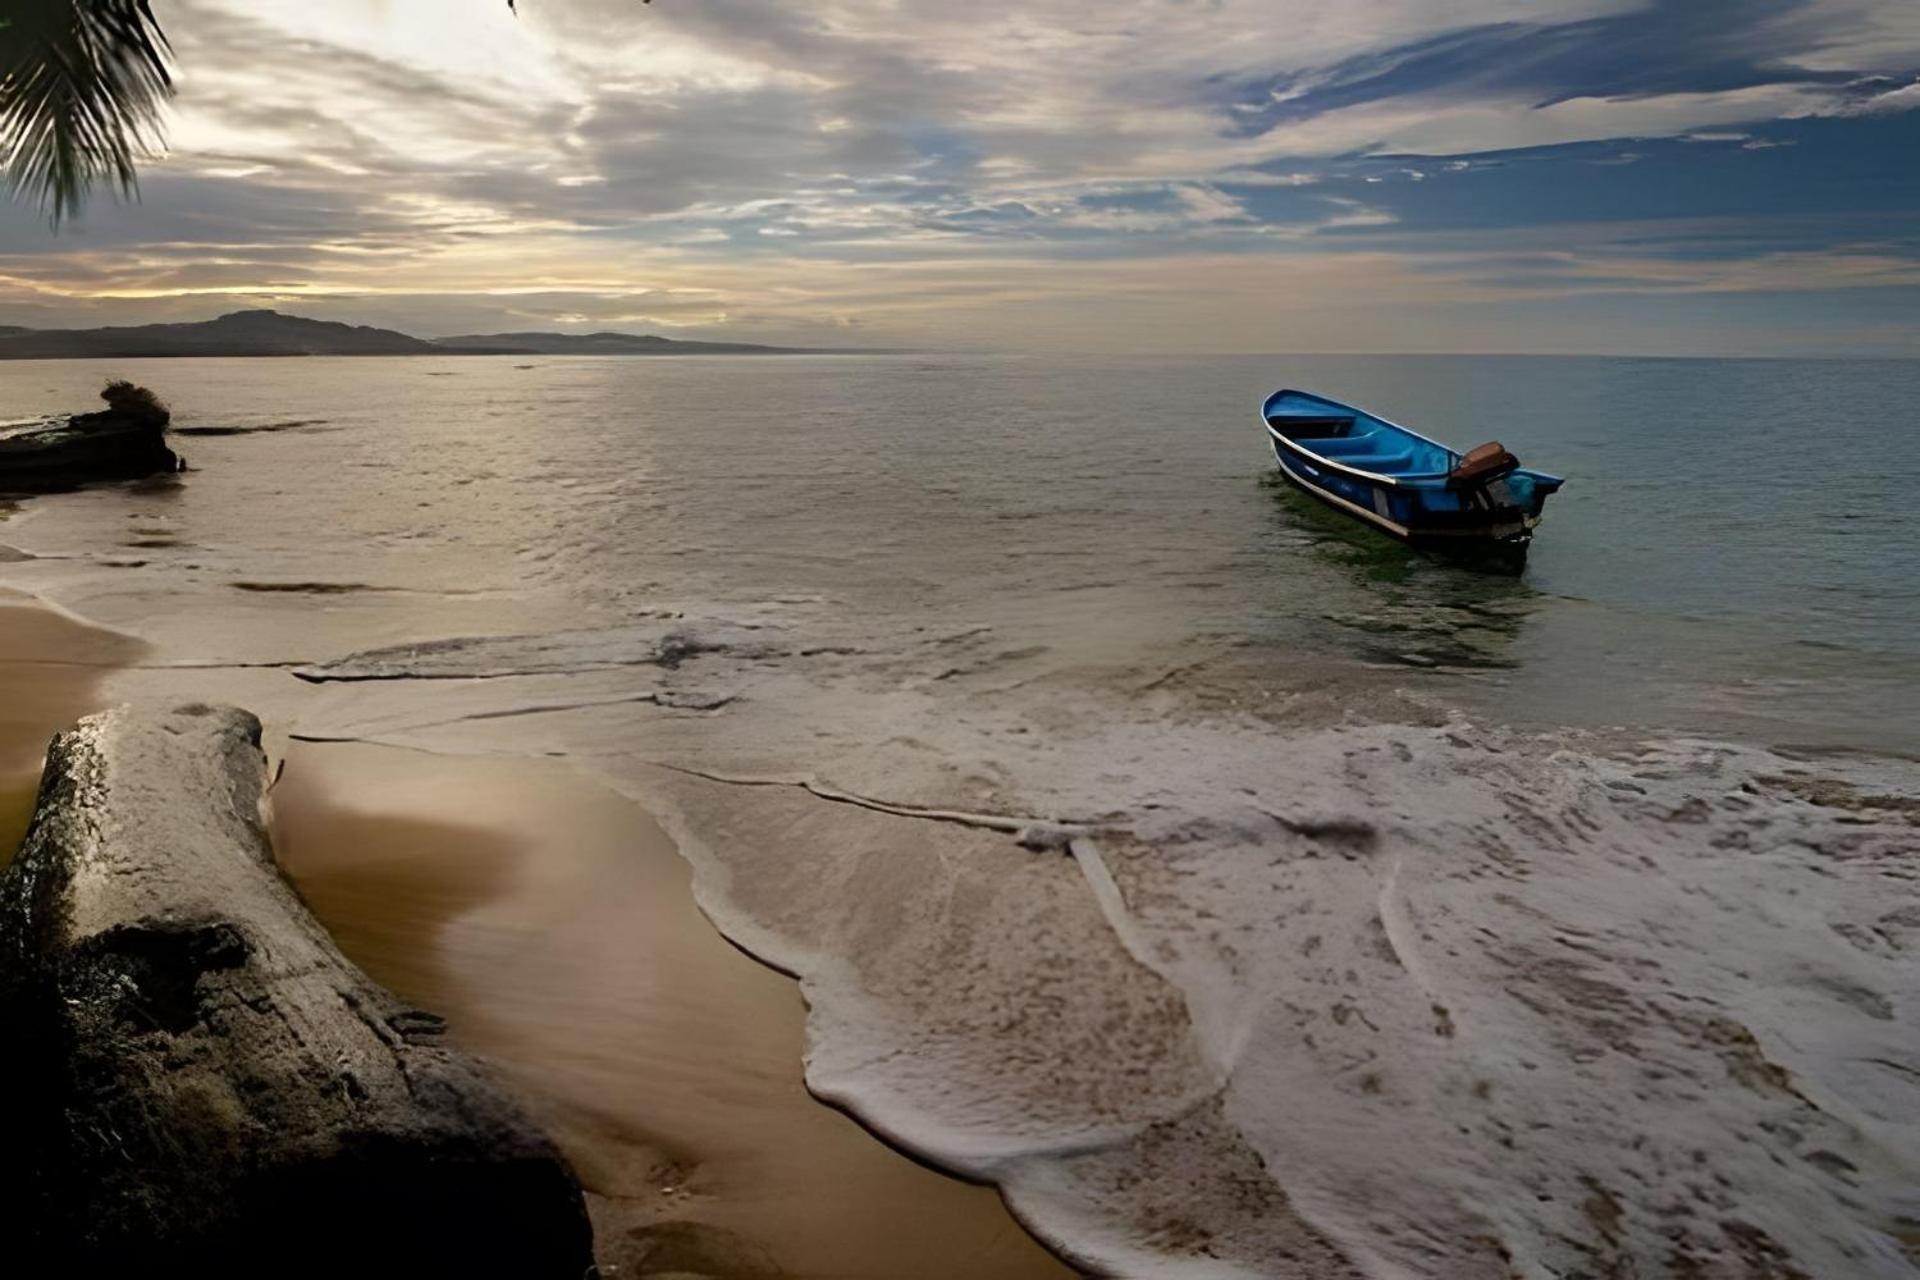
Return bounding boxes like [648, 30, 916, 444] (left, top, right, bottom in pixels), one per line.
[0, 704, 596, 1276]
[0, 381, 181, 492]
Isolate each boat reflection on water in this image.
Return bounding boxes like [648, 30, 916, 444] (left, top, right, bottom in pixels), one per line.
[1262, 471, 1546, 673]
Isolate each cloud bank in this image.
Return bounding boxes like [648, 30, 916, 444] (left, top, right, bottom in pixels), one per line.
[1, 0, 1915, 353]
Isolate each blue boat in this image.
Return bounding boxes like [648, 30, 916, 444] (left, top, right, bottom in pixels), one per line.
[1263, 388, 1563, 548]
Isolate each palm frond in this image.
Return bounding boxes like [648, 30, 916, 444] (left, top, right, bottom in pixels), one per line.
[0, 0, 174, 227]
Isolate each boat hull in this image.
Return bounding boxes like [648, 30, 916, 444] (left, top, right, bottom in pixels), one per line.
[1271, 439, 1540, 546]
[1261, 388, 1561, 548]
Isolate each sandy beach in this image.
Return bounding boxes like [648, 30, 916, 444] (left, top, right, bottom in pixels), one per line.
[0, 588, 1071, 1278]
[0, 593, 147, 857]
[269, 741, 1075, 1279]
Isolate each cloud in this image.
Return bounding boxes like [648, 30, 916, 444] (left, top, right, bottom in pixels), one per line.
[0, 0, 1911, 352]
[1833, 76, 1920, 115]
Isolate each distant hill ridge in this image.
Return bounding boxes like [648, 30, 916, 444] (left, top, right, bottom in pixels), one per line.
[0, 310, 868, 359]
[429, 330, 818, 355]
[0, 310, 437, 358]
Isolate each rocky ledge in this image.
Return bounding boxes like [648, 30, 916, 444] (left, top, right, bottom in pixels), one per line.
[0, 381, 181, 493]
[0, 704, 596, 1276]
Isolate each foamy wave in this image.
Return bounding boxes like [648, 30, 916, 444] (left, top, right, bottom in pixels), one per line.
[47, 575, 1920, 1277]
[596, 637, 1920, 1278]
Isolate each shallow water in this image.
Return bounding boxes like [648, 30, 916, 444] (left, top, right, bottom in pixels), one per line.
[3, 354, 1918, 1277]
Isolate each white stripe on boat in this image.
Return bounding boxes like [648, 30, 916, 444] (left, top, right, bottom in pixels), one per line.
[1274, 451, 1412, 537]
[1264, 422, 1413, 488]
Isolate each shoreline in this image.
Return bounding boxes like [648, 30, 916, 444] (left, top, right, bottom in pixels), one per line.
[268, 740, 1076, 1279]
[0, 587, 1072, 1277]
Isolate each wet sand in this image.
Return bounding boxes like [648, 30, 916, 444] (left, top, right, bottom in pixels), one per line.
[0, 590, 1071, 1276]
[0, 593, 146, 858]
[269, 742, 1075, 1280]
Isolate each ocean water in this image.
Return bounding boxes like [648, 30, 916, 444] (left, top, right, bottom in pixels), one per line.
[4, 354, 1918, 1276]
[10, 352, 1915, 748]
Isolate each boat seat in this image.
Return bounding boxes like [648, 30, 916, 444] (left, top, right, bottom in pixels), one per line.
[1361, 449, 1417, 472]
[1269, 414, 1355, 439]
[1312, 445, 1416, 472]
[1448, 441, 1519, 488]
[1310, 436, 1385, 457]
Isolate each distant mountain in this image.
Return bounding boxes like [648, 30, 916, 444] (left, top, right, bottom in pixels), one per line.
[0, 310, 889, 359]
[0, 310, 445, 359]
[430, 331, 818, 355]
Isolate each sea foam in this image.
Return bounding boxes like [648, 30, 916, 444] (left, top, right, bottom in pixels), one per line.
[288, 601, 1920, 1278]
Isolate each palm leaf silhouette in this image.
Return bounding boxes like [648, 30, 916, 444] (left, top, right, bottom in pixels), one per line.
[1, 0, 173, 227]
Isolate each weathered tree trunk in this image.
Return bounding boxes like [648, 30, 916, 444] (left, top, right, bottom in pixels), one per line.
[0, 704, 596, 1277]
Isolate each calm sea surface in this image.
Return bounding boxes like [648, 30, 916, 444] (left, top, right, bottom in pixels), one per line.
[7, 352, 1916, 751]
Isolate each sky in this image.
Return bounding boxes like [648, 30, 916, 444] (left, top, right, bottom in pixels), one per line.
[1, 0, 1917, 354]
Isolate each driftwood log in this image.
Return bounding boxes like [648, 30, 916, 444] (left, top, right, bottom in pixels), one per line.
[0, 704, 595, 1276]
[0, 381, 181, 493]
